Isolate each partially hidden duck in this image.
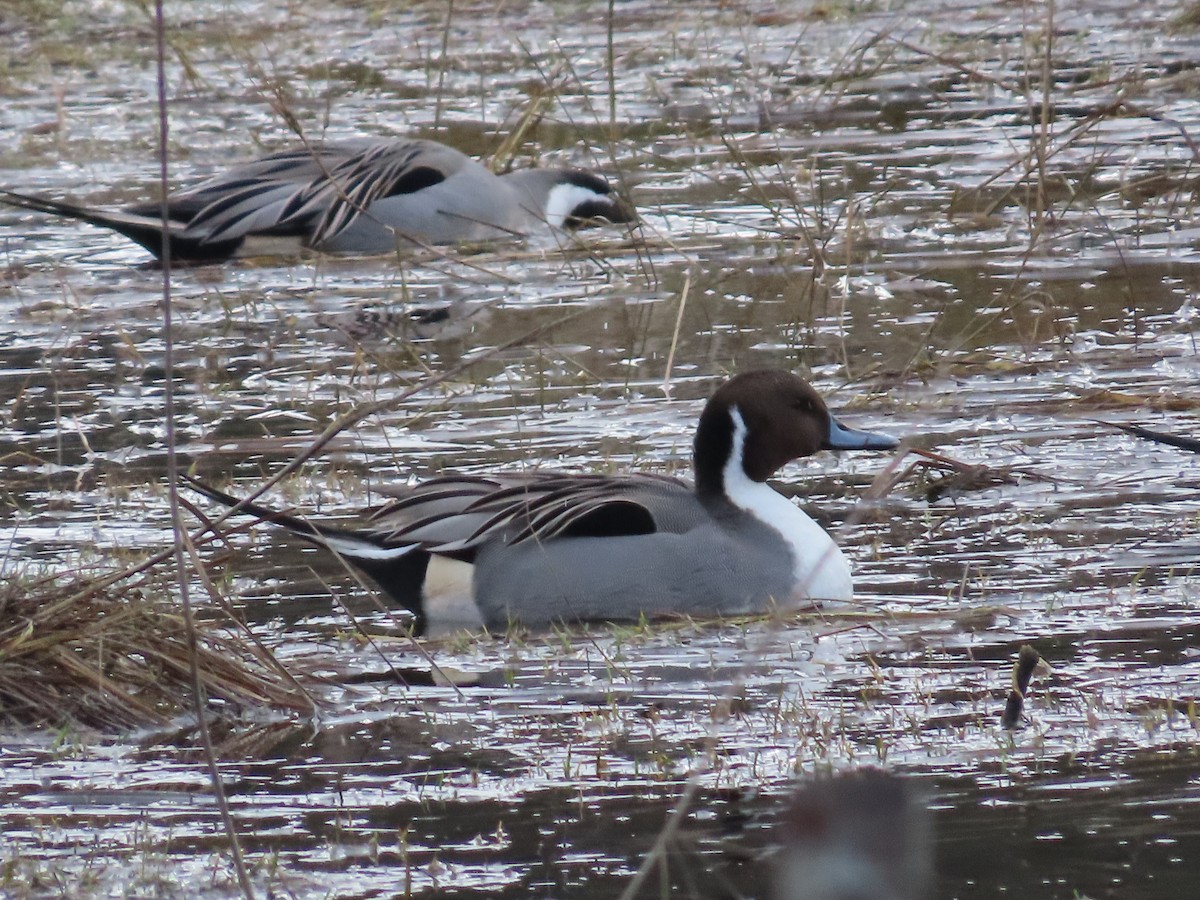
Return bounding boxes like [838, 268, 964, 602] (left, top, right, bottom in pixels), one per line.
[1, 137, 635, 263]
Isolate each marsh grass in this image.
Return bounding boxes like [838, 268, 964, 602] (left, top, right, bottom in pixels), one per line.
[0, 559, 309, 731]
[685, 5, 1200, 383]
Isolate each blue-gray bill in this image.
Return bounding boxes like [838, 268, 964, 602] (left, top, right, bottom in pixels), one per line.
[823, 416, 900, 452]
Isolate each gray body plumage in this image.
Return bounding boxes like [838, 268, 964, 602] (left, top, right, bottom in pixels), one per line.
[187, 370, 899, 634]
[1, 138, 634, 262]
[321, 165, 579, 250]
[366, 472, 799, 629]
[470, 510, 798, 629]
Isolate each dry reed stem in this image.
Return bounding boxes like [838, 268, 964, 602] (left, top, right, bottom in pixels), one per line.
[488, 89, 553, 172]
[150, 1, 254, 892]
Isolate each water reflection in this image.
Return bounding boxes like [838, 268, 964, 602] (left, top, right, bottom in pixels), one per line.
[3, 0, 1200, 896]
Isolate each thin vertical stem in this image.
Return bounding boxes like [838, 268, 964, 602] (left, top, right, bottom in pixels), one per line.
[434, 0, 455, 131]
[661, 269, 692, 398]
[607, 0, 617, 136]
[152, 3, 253, 897]
[1034, 0, 1055, 240]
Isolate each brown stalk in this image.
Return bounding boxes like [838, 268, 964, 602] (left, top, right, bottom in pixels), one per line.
[151, 1, 254, 894]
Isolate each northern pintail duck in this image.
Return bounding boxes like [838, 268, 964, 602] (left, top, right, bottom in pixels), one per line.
[0, 138, 635, 263]
[188, 370, 898, 634]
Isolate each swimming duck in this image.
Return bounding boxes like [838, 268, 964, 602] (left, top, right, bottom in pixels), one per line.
[188, 370, 898, 634]
[0, 138, 636, 263]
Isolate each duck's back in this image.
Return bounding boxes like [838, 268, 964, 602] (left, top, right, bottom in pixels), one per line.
[369, 471, 706, 553]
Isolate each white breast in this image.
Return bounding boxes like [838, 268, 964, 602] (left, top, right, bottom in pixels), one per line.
[722, 408, 853, 602]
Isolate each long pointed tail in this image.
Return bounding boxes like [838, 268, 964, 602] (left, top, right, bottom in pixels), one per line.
[1, 188, 102, 223]
[2, 188, 162, 248]
[184, 475, 430, 627]
[185, 474, 340, 544]
[0, 189, 240, 263]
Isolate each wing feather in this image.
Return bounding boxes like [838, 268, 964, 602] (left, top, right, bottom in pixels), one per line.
[172, 140, 466, 247]
[365, 471, 693, 558]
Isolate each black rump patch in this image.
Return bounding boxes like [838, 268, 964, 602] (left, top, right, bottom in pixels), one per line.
[257, 220, 315, 238]
[385, 166, 445, 197]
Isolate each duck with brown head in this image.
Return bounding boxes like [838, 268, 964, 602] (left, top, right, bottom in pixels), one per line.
[188, 370, 898, 634]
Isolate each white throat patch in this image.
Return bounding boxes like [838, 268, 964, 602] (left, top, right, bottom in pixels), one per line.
[723, 407, 853, 602]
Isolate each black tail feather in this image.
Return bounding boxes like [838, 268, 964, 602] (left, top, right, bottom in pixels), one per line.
[184, 475, 430, 629]
[1, 189, 242, 262]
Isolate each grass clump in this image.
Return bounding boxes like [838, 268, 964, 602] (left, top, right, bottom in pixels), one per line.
[0, 561, 309, 731]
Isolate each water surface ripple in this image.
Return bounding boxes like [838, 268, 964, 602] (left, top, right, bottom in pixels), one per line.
[1, 1, 1198, 897]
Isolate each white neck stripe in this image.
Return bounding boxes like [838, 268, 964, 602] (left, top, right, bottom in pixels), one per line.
[543, 182, 606, 228]
[722, 406, 853, 602]
[723, 406, 752, 492]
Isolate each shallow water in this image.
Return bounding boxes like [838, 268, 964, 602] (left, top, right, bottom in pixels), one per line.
[1, 0, 1199, 897]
